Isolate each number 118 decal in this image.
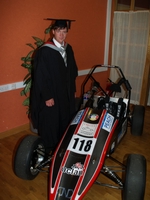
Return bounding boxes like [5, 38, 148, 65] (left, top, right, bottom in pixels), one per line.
[67, 135, 96, 155]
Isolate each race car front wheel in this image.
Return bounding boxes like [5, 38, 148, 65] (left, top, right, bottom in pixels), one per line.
[122, 154, 146, 200]
[131, 105, 145, 136]
[14, 135, 45, 180]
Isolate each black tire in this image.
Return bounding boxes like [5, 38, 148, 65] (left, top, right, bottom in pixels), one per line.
[14, 135, 45, 180]
[131, 105, 145, 135]
[122, 154, 146, 200]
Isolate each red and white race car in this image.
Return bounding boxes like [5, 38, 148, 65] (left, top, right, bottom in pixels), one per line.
[14, 65, 146, 200]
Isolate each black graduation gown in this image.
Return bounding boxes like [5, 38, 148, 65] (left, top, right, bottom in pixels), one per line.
[30, 43, 78, 149]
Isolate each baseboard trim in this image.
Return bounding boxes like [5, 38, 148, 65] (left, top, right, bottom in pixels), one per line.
[0, 123, 30, 139]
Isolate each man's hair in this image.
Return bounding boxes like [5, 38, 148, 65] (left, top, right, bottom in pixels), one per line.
[52, 26, 68, 31]
[52, 20, 68, 31]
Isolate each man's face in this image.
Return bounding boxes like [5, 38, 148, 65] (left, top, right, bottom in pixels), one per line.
[52, 27, 68, 45]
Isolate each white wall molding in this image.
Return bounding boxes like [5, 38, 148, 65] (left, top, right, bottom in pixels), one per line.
[78, 67, 107, 76]
[0, 81, 24, 93]
[0, 68, 107, 93]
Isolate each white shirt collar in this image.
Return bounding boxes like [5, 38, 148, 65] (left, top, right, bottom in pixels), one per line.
[53, 38, 64, 48]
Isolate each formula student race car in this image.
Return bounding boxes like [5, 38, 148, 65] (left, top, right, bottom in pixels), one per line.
[14, 65, 146, 200]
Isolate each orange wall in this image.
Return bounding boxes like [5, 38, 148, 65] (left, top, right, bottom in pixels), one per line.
[0, 0, 109, 133]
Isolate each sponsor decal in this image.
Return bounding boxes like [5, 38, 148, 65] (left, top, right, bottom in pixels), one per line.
[57, 187, 73, 199]
[102, 113, 114, 132]
[62, 162, 84, 176]
[71, 110, 84, 125]
[78, 121, 98, 137]
[116, 104, 121, 118]
[89, 114, 99, 121]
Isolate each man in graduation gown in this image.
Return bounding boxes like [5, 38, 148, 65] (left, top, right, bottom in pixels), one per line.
[30, 19, 78, 152]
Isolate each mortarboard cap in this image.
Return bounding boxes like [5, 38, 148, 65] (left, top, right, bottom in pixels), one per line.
[44, 18, 75, 29]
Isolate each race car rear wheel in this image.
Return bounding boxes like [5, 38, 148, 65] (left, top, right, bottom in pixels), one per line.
[131, 105, 145, 135]
[122, 154, 146, 200]
[14, 135, 45, 180]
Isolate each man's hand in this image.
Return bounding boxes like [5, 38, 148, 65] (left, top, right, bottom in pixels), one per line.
[45, 98, 55, 107]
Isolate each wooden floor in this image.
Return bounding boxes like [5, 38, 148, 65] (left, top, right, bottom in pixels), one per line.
[0, 106, 150, 200]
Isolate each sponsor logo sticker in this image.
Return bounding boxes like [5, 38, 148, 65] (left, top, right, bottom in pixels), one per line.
[78, 121, 98, 137]
[57, 187, 73, 198]
[62, 162, 84, 176]
[89, 114, 99, 121]
[102, 113, 114, 132]
[71, 110, 84, 125]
